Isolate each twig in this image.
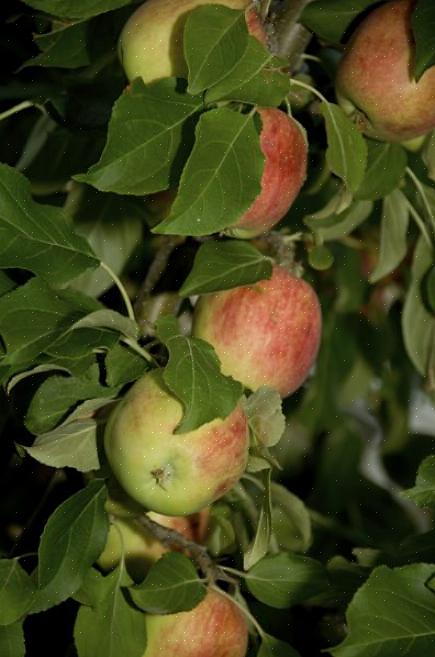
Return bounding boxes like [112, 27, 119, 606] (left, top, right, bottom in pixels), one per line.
[134, 513, 236, 584]
[272, 0, 313, 65]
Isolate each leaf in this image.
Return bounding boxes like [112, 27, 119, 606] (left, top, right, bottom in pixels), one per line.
[245, 552, 329, 609]
[330, 564, 435, 656]
[426, 265, 435, 313]
[153, 108, 264, 236]
[20, 0, 133, 20]
[105, 344, 148, 388]
[403, 455, 435, 508]
[76, 79, 202, 195]
[0, 623, 25, 657]
[369, 190, 410, 282]
[205, 38, 291, 107]
[32, 479, 108, 612]
[21, 419, 100, 472]
[356, 141, 407, 201]
[0, 272, 15, 297]
[258, 635, 301, 657]
[412, 0, 435, 81]
[0, 560, 35, 625]
[423, 131, 435, 182]
[6, 364, 69, 394]
[244, 470, 272, 570]
[179, 240, 272, 297]
[244, 387, 285, 448]
[184, 5, 248, 95]
[305, 199, 373, 241]
[320, 103, 367, 193]
[74, 563, 146, 657]
[70, 310, 139, 340]
[24, 21, 90, 69]
[402, 236, 435, 375]
[271, 483, 312, 554]
[24, 365, 113, 433]
[156, 320, 243, 433]
[0, 164, 97, 283]
[130, 553, 206, 614]
[301, 0, 376, 43]
[0, 278, 100, 379]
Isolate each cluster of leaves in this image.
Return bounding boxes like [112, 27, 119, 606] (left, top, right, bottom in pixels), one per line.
[1, 0, 435, 656]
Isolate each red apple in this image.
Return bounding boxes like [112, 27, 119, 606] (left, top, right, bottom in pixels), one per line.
[336, 0, 435, 142]
[228, 108, 308, 238]
[104, 369, 249, 515]
[144, 589, 248, 657]
[192, 265, 322, 398]
[119, 0, 265, 85]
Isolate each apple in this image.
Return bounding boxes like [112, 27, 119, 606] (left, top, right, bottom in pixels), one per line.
[335, 0, 435, 142]
[192, 265, 322, 398]
[119, 0, 265, 85]
[228, 108, 308, 238]
[104, 369, 249, 515]
[144, 589, 248, 656]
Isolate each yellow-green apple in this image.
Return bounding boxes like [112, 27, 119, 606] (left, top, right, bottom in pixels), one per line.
[104, 369, 249, 515]
[119, 0, 265, 85]
[336, 0, 435, 142]
[143, 589, 248, 656]
[228, 108, 308, 238]
[192, 265, 321, 398]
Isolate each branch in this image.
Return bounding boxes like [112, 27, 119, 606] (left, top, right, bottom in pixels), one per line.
[271, 0, 313, 67]
[134, 513, 236, 584]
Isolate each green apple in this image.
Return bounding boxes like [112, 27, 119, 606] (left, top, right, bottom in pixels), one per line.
[104, 369, 249, 515]
[193, 265, 322, 398]
[119, 0, 261, 84]
[144, 588, 248, 656]
[336, 0, 435, 142]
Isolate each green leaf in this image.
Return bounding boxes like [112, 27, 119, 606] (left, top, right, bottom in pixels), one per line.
[369, 190, 409, 283]
[74, 563, 146, 657]
[156, 320, 243, 433]
[205, 38, 291, 107]
[153, 108, 264, 236]
[105, 344, 148, 388]
[245, 552, 329, 609]
[305, 199, 373, 241]
[24, 21, 90, 69]
[258, 635, 301, 657]
[179, 240, 272, 297]
[402, 236, 435, 375]
[21, 419, 100, 472]
[0, 623, 25, 657]
[356, 141, 407, 201]
[423, 131, 435, 182]
[32, 479, 108, 612]
[271, 483, 312, 554]
[130, 553, 206, 614]
[244, 469, 272, 570]
[185, 5, 248, 95]
[0, 272, 15, 297]
[301, 0, 376, 43]
[320, 103, 368, 193]
[244, 387, 285, 448]
[403, 455, 435, 508]
[330, 564, 435, 656]
[76, 79, 202, 195]
[426, 265, 435, 313]
[308, 244, 335, 270]
[20, 0, 133, 20]
[0, 164, 98, 283]
[0, 278, 100, 380]
[412, 0, 435, 81]
[0, 560, 35, 625]
[70, 309, 139, 340]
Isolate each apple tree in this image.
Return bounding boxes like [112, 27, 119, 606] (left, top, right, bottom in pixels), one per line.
[1, 0, 435, 656]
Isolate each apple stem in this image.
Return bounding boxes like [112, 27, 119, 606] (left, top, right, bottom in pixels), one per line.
[210, 584, 266, 639]
[133, 513, 237, 585]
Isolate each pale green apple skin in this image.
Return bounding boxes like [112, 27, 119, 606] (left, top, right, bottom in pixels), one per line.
[336, 0, 435, 142]
[104, 370, 249, 515]
[144, 589, 248, 657]
[119, 0, 251, 84]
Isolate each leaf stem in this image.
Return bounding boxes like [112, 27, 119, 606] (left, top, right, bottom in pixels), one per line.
[404, 199, 433, 250]
[406, 166, 435, 238]
[289, 76, 328, 104]
[100, 261, 135, 321]
[120, 336, 154, 363]
[210, 585, 266, 639]
[0, 100, 36, 122]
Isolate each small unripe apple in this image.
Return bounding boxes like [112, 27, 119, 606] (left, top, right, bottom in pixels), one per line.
[336, 0, 435, 142]
[228, 108, 308, 238]
[192, 265, 322, 398]
[104, 370, 249, 515]
[144, 589, 248, 657]
[119, 0, 264, 85]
